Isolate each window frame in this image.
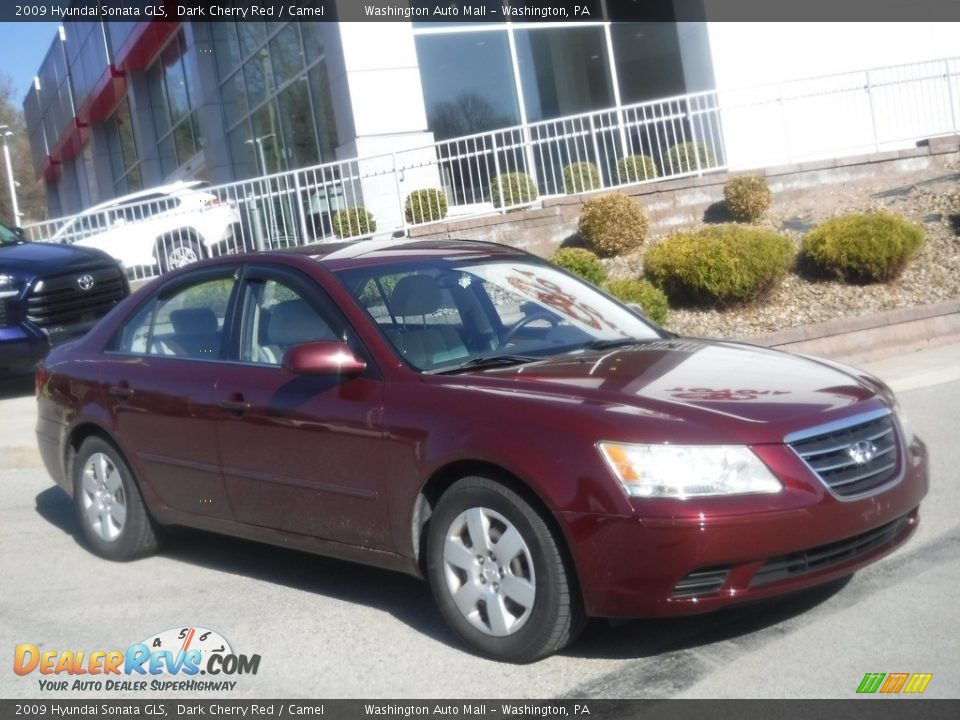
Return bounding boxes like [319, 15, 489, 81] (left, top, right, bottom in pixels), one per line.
[105, 265, 242, 361]
[226, 263, 381, 378]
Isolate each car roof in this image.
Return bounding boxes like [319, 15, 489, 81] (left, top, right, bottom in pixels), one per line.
[277, 237, 531, 270]
[73, 181, 209, 215]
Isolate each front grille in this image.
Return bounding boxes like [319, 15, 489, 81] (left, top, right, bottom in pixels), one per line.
[671, 567, 730, 598]
[0, 298, 7, 326]
[26, 266, 126, 338]
[751, 513, 911, 587]
[788, 413, 899, 498]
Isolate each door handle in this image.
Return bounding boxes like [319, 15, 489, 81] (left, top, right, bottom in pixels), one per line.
[108, 382, 134, 401]
[219, 394, 251, 416]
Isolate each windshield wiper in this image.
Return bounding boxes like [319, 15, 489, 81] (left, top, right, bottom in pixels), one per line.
[579, 338, 655, 351]
[428, 354, 541, 375]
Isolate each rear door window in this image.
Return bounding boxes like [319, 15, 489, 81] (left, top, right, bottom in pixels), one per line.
[111, 273, 237, 359]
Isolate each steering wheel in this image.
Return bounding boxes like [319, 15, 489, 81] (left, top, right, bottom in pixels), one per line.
[497, 311, 559, 349]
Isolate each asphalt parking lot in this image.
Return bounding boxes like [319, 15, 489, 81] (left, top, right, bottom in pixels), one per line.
[1, 345, 959, 699]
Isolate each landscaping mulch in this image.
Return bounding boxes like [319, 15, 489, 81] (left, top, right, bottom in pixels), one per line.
[604, 169, 960, 338]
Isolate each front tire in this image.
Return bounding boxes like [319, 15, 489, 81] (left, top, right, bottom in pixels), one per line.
[426, 476, 584, 662]
[73, 437, 161, 560]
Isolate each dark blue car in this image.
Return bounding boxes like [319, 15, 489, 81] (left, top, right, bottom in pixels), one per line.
[1, 220, 129, 374]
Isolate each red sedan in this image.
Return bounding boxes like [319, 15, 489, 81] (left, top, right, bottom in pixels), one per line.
[35, 239, 928, 662]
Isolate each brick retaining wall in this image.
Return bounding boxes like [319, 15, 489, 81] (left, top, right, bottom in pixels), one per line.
[409, 136, 960, 258]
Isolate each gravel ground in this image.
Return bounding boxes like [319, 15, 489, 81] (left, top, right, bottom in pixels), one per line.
[605, 168, 960, 338]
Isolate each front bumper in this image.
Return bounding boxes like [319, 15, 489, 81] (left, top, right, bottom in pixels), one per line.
[561, 435, 929, 618]
[0, 325, 50, 373]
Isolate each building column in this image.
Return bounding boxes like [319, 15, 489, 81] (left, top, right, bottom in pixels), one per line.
[45, 179, 63, 218]
[182, 22, 233, 185]
[55, 157, 84, 215]
[88, 123, 114, 202]
[326, 16, 438, 230]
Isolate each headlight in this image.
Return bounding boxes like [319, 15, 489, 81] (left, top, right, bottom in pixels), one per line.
[598, 442, 782, 498]
[891, 398, 913, 442]
[0, 273, 22, 299]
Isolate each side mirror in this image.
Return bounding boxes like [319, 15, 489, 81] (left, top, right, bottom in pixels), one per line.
[282, 341, 367, 376]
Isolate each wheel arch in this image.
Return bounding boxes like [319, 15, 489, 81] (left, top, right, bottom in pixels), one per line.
[411, 459, 583, 599]
[155, 226, 204, 245]
[66, 423, 141, 501]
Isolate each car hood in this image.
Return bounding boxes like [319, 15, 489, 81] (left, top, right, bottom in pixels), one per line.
[0, 241, 116, 273]
[449, 339, 886, 445]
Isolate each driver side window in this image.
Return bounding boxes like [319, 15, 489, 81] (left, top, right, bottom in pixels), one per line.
[240, 278, 338, 366]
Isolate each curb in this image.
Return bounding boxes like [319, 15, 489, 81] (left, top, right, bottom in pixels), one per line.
[744, 299, 960, 364]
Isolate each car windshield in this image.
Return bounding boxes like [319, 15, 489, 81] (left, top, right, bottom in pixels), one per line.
[335, 257, 662, 372]
[0, 222, 22, 245]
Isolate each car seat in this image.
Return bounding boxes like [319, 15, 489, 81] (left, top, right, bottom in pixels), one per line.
[388, 274, 469, 368]
[168, 307, 220, 358]
[261, 299, 336, 364]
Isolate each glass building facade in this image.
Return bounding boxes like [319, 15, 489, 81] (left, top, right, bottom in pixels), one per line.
[24, 17, 712, 218]
[104, 96, 141, 195]
[213, 22, 338, 179]
[412, 20, 711, 140]
[147, 29, 203, 177]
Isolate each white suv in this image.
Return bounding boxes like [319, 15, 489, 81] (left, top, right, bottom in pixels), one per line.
[50, 181, 242, 273]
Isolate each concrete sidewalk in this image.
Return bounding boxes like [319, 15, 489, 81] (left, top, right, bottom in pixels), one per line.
[2, 342, 959, 471]
[860, 342, 960, 393]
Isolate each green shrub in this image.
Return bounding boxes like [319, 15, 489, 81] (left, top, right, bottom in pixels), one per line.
[667, 142, 717, 175]
[605, 278, 669, 325]
[491, 172, 538, 208]
[404, 188, 448, 224]
[616, 155, 658, 184]
[562, 162, 601, 194]
[332, 206, 376, 238]
[577, 193, 649, 258]
[724, 175, 772, 222]
[801, 212, 925, 283]
[550, 247, 607, 286]
[645, 224, 795, 305]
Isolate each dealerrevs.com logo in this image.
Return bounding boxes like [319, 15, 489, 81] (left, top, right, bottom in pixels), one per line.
[14, 626, 261, 693]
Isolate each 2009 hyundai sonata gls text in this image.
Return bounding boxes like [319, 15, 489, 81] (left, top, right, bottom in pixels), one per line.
[36, 239, 928, 662]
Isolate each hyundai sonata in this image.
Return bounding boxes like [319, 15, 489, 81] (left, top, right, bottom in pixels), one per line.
[35, 239, 928, 662]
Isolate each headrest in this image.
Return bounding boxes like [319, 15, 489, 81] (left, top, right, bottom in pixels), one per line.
[169, 307, 218, 336]
[391, 274, 442, 317]
[267, 299, 332, 346]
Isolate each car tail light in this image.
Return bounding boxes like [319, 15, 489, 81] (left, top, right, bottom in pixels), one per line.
[36, 365, 49, 399]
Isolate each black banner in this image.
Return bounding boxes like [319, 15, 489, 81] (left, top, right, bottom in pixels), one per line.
[4, 0, 960, 24]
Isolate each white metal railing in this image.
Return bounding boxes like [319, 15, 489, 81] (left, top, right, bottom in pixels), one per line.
[719, 56, 960, 169]
[23, 55, 960, 283]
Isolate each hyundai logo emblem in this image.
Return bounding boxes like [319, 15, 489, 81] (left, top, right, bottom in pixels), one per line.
[847, 440, 878, 466]
[77, 274, 95, 291]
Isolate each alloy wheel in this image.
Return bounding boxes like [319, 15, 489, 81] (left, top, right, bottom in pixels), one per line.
[79, 452, 127, 542]
[441, 506, 537, 637]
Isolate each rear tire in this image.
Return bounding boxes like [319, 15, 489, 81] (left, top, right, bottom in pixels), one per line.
[73, 437, 161, 561]
[426, 475, 585, 663]
[158, 234, 204, 273]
